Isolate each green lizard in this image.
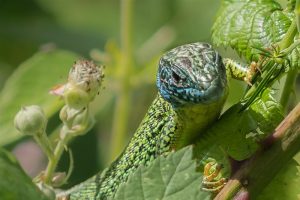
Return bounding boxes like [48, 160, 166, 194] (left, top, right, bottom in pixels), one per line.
[59, 42, 252, 200]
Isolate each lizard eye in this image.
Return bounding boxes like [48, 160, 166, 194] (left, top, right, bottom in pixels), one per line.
[172, 71, 181, 82]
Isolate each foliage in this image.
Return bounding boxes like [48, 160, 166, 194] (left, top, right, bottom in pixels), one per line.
[112, 88, 283, 199]
[113, 147, 210, 200]
[0, 0, 299, 199]
[212, 0, 300, 69]
[114, 0, 300, 199]
[211, 0, 300, 198]
[257, 157, 300, 200]
[194, 89, 283, 161]
[0, 148, 49, 200]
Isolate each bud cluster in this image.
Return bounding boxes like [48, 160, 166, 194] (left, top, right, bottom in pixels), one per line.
[59, 60, 103, 139]
[14, 59, 104, 192]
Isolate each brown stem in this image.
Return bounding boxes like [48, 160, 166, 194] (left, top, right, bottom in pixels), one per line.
[214, 103, 300, 200]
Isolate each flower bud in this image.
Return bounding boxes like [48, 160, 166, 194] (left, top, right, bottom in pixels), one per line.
[14, 105, 47, 135]
[59, 107, 92, 138]
[68, 60, 104, 101]
[64, 86, 89, 110]
[51, 172, 67, 187]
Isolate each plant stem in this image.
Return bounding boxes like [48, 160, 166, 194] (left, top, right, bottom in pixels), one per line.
[278, 18, 298, 111]
[280, 68, 298, 111]
[295, 0, 300, 33]
[44, 136, 68, 184]
[34, 133, 54, 160]
[278, 20, 297, 50]
[214, 103, 300, 200]
[110, 0, 134, 161]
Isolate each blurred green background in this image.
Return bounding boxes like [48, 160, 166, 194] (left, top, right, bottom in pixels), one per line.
[0, 0, 222, 75]
[3, 0, 285, 188]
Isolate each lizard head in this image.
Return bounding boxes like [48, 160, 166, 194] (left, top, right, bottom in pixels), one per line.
[157, 42, 227, 108]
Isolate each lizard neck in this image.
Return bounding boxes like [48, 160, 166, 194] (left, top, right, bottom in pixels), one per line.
[91, 94, 173, 199]
[172, 87, 228, 149]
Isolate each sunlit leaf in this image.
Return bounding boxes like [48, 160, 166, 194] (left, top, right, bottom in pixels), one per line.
[113, 146, 209, 200]
[195, 89, 283, 161]
[212, 0, 300, 69]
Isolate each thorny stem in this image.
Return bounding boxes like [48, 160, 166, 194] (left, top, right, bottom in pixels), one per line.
[242, 18, 298, 109]
[110, 0, 134, 161]
[214, 103, 300, 200]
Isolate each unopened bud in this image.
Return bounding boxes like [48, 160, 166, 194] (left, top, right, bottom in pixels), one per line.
[64, 86, 89, 110]
[51, 172, 67, 187]
[14, 105, 47, 135]
[59, 107, 91, 138]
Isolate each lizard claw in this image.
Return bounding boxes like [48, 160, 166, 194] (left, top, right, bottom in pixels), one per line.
[201, 161, 227, 194]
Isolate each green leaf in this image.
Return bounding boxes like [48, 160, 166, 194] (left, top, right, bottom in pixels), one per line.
[113, 146, 210, 200]
[195, 89, 283, 161]
[257, 153, 300, 200]
[0, 49, 79, 146]
[212, 0, 300, 68]
[295, 151, 300, 199]
[0, 148, 49, 200]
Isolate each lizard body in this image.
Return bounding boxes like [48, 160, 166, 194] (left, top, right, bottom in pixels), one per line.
[60, 42, 249, 200]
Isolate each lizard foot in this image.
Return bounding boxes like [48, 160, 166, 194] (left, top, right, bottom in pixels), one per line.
[201, 161, 227, 193]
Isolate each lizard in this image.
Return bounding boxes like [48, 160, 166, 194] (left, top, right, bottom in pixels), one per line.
[58, 42, 253, 200]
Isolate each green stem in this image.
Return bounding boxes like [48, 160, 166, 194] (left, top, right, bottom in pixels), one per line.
[43, 106, 92, 184]
[280, 68, 298, 111]
[278, 18, 298, 111]
[281, 39, 300, 55]
[295, 0, 300, 33]
[44, 136, 68, 184]
[278, 20, 297, 50]
[242, 19, 298, 109]
[34, 133, 54, 160]
[110, 0, 134, 161]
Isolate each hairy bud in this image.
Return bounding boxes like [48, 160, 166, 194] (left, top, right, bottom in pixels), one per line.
[68, 60, 104, 101]
[50, 60, 104, 109]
